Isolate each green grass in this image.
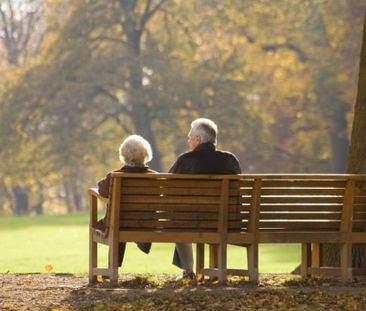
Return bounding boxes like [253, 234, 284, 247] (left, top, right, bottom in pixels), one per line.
[0, 212, 300, 274]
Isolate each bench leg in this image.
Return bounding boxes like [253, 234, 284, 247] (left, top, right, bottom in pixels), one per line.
[89, 230, 98, 284]
[218, 243, 227, 283]
[247, 244, 258, 283]
[301, 243, 311, 278]
[340, 243, 352, 283]
[109, 242, 119, 287]
[196, 243, 204, 276]
[209, 244, 218, 269]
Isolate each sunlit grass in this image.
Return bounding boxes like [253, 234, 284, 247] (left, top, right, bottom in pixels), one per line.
[0, 212, 300, 274]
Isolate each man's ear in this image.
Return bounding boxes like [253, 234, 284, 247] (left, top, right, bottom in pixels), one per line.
[196, 135, 202, 144]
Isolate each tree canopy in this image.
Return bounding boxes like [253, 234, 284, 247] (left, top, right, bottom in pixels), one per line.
[0, 0, 365, 214]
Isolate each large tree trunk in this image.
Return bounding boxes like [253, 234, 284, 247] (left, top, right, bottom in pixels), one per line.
[321, 9, 366, 269]
[122, 1, 163, 171]
[345, 9, 366, 269]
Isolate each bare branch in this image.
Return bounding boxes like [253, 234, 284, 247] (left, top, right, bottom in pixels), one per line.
[140, 0, 167, 32]
[262, 42, 309, 62]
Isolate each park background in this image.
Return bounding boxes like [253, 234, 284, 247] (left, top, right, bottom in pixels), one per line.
[1, 0, 366, 275]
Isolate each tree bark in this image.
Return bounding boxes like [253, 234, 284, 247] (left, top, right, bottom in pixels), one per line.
[345, 9, 366, 269]
[121, 1, 163, 171]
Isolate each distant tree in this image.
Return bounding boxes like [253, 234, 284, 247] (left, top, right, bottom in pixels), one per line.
[0, 0, 44, 65]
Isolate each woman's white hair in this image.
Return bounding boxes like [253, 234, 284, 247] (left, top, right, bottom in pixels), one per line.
[119, 135, 153, 166]
[191, 118, 218, 145]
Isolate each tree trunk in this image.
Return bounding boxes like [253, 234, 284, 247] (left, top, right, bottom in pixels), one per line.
[12, 185, 29, 215]
[322, 9, 366, 268]
[315, 68, 349, 173]
[122, 3, 163, 171]
[328, 102, 349, 173]
[345, 9, 366, 269]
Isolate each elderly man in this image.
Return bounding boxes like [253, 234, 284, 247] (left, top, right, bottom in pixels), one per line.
[169, 118, 242, 280]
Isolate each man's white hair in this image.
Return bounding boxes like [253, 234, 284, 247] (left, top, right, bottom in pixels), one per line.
[119, 135, 153, 166]
[191, 118, 218, 145]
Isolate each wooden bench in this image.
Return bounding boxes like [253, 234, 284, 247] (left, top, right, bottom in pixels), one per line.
[88, 173, 366, 285]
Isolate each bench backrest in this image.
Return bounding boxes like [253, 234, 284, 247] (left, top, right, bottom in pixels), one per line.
[108, 173, 366, 237]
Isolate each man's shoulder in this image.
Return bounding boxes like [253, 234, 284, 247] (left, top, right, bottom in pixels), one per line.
[216, 149, 239, 160]
[176, 150, 196, 161]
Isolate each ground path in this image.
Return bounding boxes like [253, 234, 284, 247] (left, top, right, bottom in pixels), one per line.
[1, 273, 366, 310]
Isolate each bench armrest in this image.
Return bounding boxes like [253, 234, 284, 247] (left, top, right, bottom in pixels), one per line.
[88, 188, 109, 228]
[88, 188, 109, 204]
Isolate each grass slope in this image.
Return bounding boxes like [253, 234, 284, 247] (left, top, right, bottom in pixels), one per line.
[0, 212, 300, 274]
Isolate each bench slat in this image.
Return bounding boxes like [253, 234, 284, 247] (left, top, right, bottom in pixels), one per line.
[259, 212, 341, 220]
[120, 211, 244, 221]
[260, 188, 345, 195]
[257, 221, 340, 230]
[259, 204, 342, 212]
[122, 179, 222, 188]
[261, 180, 346, 188]
[260, 196, 344, 204]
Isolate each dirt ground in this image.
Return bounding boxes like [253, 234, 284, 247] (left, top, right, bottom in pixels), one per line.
[1, 273, 366, 310]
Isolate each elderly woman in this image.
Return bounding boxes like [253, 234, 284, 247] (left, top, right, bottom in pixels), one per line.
[97, 134, 156, 267]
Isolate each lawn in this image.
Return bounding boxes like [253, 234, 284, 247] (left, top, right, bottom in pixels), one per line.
[0, 212, 301, 274]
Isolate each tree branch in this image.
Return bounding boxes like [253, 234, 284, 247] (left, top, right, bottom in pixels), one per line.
[140, 0, 167, 32]
[261, 42, 309, 62]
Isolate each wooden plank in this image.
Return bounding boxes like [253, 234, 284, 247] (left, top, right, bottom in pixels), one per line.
[353, 196, 366, 204]
[121, 186, 222, 196]
[121, 186, 253, 196]
[122, 179, 222, 188]
[352, 212, 366, 221]
[259, 204, 342, 212]
[261, 180, 346, 188]
[109, 177, 121, 285]
[353, 205, 366, 212]
[348, 232, 366, 243]
[120, 211, 242, 221]
[261, 188, 345, 195]
[120, 195, 221, 204]
[260, 203, 342, 212]
[89, 192, 98, 283]
[112, 172, 366, 180]
[120, 203, 220, 212]
[351, 221, 366, 230]
[119, 219, 219, 229]
[312, 243, 320, 268]
[258, 221, 340, 230]
[119, 231, 221, 243]
[120, 195, 251, 205]
[227, 232, 253, 244]
[258, 232, 346, 243]
[260, 197, 344, 204]
[88, 188, 109, 204]
[218, 179, 229, 281]
[258, 212, 341, 220]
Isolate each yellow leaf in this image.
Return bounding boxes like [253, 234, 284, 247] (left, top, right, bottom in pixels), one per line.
[45, 264, 53, 273]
